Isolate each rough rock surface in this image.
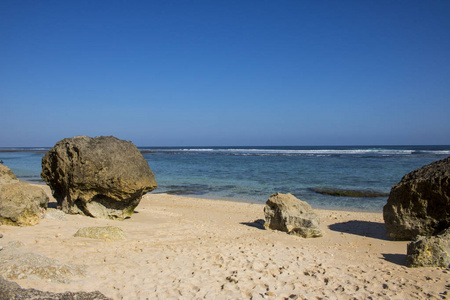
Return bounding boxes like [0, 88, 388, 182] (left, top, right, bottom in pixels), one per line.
[44, 208, 67, 221]
[41, 136, 157, 220]
[406, 228, 450, 268]
[0, 182, 49, 226]
[74, 226, 126, 241]
[383, 157, 450, 240]
[0, 242, 86, 283]
[264, 193, 323, 238]
[0, 277, 110, 300]
[0, 164, 19, 185]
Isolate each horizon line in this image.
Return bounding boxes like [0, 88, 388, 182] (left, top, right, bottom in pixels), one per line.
[1, 144, 450, 149]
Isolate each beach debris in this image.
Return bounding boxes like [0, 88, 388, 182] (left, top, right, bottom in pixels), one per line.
[0, 164, 19, 185]
[74, 226, 126, 241]
[0, 182, 49, 226]
[0, 276, 111, 300]
[41, 135, 157, 220]
[383, 157, 450, 240]
[406, 227, 450, 268]
[263, 192, 323, 238]
[0, 243, 86, 283]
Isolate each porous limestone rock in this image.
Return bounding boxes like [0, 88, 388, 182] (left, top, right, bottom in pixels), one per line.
[74, 226, 126, 241]
[264, 192, 323, 238]
[383, 157, 450, 240]
[406, 228, 450, 268]
[0, 243, 86, 283]
[0, 277, 110, 300]
[0, 164, 19, 185]
[41, 136, 157, 220]
[0, 182, 48, 226]
[43, 208, 67, 221]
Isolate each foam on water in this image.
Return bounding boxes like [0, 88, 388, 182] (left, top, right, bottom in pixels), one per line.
[144, 147, 450, 157]
[2, 145, 449, 212]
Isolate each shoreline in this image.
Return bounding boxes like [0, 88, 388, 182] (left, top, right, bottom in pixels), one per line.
[150, 191, 386, 213]
[0, 185, 447, 299]
[22, 180, 387, 213]
[3, 145, 449, 214]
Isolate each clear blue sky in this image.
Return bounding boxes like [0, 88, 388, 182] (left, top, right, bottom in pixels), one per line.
[1, 1, 449, 146]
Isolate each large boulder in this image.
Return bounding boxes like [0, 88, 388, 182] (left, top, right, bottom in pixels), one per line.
[264, 192, 323, 238]
[406, 228, 450, 268]
[0, 182, 49, 226]
[0, 164, 19, 185]
[383, 157, 450, 240]
[41, 136, 157, 220]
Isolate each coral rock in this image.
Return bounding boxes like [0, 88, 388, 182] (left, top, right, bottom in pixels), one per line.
[383, 157, 450, 240]
[406, 228, 450, 268]
[41, 136, 157, 220]
[0, 183, 48, 226]
[264, 193, 323, 238]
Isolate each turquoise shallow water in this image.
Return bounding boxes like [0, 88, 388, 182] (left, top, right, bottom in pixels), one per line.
[1, 145, 449, 212]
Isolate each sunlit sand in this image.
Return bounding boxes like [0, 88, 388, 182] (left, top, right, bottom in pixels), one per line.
[0, 185, 447, 299]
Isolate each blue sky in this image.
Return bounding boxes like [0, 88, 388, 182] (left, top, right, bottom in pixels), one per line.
[1, 1, 449, 146]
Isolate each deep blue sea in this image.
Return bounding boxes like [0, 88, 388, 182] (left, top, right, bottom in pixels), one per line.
[1, 145, 449, 212]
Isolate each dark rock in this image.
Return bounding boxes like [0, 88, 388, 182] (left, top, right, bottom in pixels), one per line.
[264, 192, 323, 238]
[0, 182, 49, 226]
[383, 157, 450, 240]
[0, 276, 110, 300]
[312, 187, 389, 198]
[406, 228, 450, 268]
[41, 136, 157, 220]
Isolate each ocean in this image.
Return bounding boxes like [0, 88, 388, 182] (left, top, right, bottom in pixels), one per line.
[1, 145, 449, 212]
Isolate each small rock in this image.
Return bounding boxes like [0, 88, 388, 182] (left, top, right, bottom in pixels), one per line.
[0, 182, 49, 226]
[0, 245, 86, 283]
[264, 193, 323, 238]
[74, 226, 126, 241]
[0, 164, 19, 185]
[406, 227, 450, 268]
[8, 240, 25, 248]
[0, 277, 110, 299]
[0, 233, 3, 238]
[44, 208, 67, 221]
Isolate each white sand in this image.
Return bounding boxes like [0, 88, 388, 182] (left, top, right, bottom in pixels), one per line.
[1, 186, 448, 299]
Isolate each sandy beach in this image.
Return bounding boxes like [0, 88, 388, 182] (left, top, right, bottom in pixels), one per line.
[0, 185, 448, 299]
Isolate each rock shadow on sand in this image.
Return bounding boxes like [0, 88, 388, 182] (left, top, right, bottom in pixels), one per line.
[328, 220, 391, 241]
[382, 253, 407, 266]
[241, 219, 265, 230]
